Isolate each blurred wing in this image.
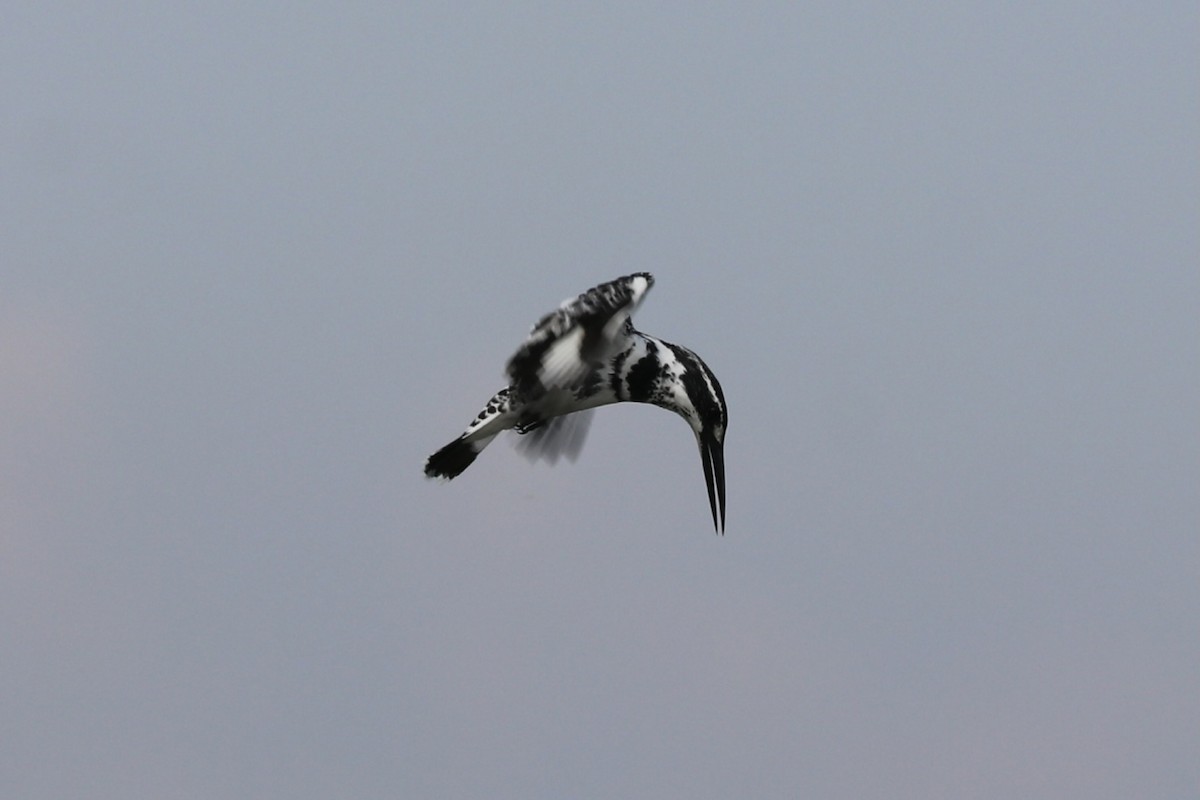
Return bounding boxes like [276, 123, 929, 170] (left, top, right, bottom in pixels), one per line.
[506, 273, 654, 400]
[514, 409, 595, 465]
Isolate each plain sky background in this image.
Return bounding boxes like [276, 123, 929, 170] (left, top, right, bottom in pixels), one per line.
[3, 3, 1197, 798]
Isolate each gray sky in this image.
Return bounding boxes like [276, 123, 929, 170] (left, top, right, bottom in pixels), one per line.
[3, 3, 1197, 798]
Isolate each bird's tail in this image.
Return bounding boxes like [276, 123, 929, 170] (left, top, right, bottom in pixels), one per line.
[424, 434, 498, 479]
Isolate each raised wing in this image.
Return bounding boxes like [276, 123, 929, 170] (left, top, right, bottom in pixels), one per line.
[506, 273, 654, 400]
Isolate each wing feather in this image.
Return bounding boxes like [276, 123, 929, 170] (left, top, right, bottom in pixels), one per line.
[506, 273, 653, 400]
[514, 409, 594, 465]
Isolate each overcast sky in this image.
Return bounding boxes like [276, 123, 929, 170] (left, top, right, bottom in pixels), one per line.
[3, 3, 1197, 798]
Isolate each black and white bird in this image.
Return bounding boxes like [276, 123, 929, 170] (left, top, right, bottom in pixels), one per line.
[423, 273, 728, 532]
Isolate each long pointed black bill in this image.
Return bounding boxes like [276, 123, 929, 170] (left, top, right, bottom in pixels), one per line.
[699, 434, 726, 534]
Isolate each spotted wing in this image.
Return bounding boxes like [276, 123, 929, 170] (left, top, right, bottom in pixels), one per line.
[506, 273, 654, 400]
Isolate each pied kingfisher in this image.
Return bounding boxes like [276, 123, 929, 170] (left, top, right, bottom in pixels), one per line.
[423, 273, 728, 532]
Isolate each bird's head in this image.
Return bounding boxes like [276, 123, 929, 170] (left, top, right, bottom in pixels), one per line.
[663, 344, 727, 534]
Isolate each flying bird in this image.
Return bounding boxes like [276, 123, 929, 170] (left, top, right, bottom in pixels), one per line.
[423, 273, 728, 532]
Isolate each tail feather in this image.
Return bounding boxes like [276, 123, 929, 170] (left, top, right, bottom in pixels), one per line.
[424, 434, 496, 479]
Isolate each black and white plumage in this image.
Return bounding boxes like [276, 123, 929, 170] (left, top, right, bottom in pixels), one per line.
[424, 273, 728, 532]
